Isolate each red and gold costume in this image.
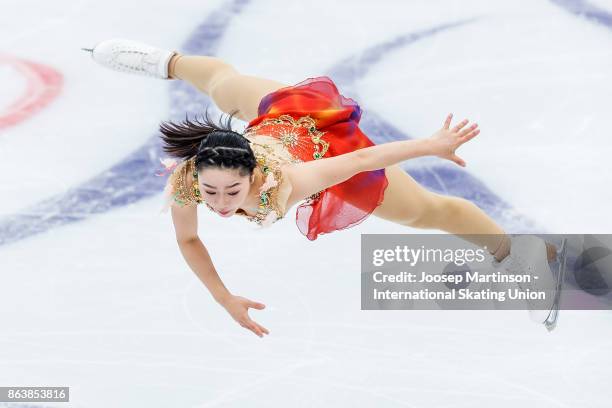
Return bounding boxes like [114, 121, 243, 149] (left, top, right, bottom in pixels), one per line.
[161, 76, 388, 241]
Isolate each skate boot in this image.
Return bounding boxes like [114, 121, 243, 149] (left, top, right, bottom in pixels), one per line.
[492, 235, 568, 331]
[81, 38, 178, 80]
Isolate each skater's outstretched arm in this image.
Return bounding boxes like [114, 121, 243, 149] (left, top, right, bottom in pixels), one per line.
[172, 204, 269, 338]
[286, 114, 480, 207]
[358, 114, 480, 170]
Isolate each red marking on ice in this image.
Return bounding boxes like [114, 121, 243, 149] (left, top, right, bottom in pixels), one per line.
[0, 55, 63, 130]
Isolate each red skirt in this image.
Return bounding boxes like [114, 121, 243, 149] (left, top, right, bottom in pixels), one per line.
[245, 76, 388, 240]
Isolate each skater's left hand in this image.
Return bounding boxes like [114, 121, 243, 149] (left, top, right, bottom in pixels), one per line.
[427, 113, 480, 167]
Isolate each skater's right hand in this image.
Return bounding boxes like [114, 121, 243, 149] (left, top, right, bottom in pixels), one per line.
[221, 295, 270, 338]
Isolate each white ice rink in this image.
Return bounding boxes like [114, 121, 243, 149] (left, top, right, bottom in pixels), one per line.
[1, 0, 612, 406]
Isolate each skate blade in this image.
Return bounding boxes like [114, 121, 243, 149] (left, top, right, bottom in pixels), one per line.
[544, 237, 568, 332]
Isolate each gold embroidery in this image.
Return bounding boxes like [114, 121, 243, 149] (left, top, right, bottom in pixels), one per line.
[240, 142, 290, 225]
[244, 114, 329, 203]
[169, 114, 330, 218]
[279, 129, 299, 148]
[168, 147, 292, 225]
[169, 157, 204, 207]
[244, 114, 329, 160]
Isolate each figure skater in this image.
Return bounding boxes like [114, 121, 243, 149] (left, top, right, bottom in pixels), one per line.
[82, 39, 567, 337]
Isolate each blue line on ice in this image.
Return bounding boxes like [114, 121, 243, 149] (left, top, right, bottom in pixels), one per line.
[551, 0, 612, 28]
[0, 0, 553, 246]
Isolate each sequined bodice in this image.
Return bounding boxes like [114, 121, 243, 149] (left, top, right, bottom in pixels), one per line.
[162, 136, 301, 227]
[161, 114, 329, 227]
[232, 139, 301, 225]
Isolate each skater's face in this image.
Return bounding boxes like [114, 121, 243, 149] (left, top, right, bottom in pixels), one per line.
[198, 167, 253, 217]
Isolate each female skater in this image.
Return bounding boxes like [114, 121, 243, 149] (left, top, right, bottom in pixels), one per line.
[83, 39, 565, 336]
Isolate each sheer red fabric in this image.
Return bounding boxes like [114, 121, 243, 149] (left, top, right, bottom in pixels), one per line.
[245, 76, 388, 240]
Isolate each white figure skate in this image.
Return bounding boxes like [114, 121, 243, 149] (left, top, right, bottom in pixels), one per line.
[81, 38, 178, 80]
[492, 235, 568, 332]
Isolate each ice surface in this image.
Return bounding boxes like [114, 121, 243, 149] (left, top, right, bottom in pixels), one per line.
[1, 0, 611, 407]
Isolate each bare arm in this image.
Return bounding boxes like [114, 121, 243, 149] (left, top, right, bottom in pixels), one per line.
[177, 240, 232, 304]
[170, 203, 269, 337]
[357, 139, 433, 172]
[286, 114, 480, 204]
[285, 139, 433, 205]
[171, 204, 231, 304]
[355, 112, 481, 171]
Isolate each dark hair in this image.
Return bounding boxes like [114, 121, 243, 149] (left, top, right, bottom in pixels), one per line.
[159, 106, 257, 177]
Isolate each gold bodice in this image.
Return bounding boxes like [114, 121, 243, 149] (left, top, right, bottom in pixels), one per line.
[161, 136, 301, 227]
[161, 114, 330, 226]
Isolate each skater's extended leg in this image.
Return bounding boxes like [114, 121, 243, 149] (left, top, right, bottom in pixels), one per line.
[168, 53, 288, 122]
[373, 165, 564, 327]
[372, 165, 558, 261]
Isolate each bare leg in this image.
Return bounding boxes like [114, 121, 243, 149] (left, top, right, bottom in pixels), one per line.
[372, 165, 557, 261]
[168, 56, 557, 261]
[168, 53, 288, 122]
